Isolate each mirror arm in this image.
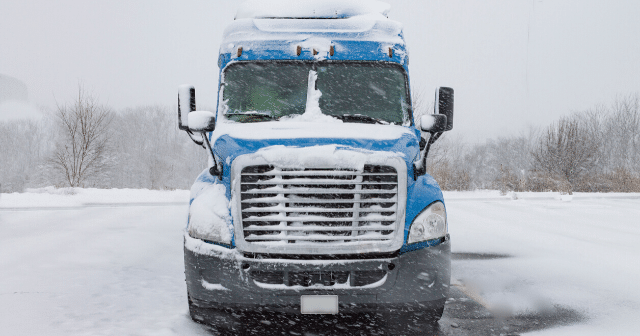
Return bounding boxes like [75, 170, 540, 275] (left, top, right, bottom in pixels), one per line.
[186, 130, 205, 147]
[424, 131, 442, 165]
[414, 131, 442, 179]
[200, 132, 223, 179]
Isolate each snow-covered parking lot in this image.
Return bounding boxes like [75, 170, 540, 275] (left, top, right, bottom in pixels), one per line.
[445, 191, 640, 335]
[1, 188, 639, 335]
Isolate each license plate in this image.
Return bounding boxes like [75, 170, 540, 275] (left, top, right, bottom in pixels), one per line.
[300, 295, 338, 314]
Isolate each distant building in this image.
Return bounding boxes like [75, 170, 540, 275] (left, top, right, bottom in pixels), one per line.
[0, 74, 28, 103]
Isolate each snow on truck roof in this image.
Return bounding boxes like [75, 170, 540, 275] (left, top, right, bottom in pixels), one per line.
[236, 0, 391, 19]
[219, 0, 406, 66]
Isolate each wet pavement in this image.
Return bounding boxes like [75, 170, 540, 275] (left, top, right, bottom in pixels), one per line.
[198, 285, 583, 336]
[436, 252, 583, 335]
[437, 287, 583, 336]
[197, 253, 584, 335]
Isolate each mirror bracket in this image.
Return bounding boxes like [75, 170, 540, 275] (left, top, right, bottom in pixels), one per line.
[413, 87, 454, 179]
[177, 85, 221, 177]
[186, 130, 205, 147]
[200, 132, 223, 179]
[413, 131, 443, 179]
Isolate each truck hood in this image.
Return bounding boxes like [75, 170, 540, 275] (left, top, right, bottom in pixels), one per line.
[210, 122, 421, 166]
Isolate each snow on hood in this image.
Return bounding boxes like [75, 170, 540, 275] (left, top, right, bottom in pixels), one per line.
[212, 121, 413, 140]
[210, 122, 421, 166]
[251, 144, 404, 171]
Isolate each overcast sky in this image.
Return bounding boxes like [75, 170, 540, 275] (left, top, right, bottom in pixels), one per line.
[1, 0, 639, 142]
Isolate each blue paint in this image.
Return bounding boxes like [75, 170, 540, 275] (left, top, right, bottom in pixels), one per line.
[405, 184, 445, 244]
[219, 40, 409, 73]
[188, 170, 237, 246]
[203, 240, 234, 250]
[212, 132, 421, 167]
[187, 17, 445, 254]
[189, 133, 445, 252]
[399, 237, 446, 254]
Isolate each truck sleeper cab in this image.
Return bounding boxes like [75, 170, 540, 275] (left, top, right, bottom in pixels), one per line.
[178, 1, 454, 334]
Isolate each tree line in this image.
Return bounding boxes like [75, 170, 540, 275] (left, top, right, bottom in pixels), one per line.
[1, 89, 638, 194]
[424, 94, 640, 194]
[0, 88, 206, 193]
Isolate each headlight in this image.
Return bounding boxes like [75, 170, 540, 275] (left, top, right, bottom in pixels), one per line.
[407, 201, 447, 244]
[187, 185, 233, 245]
[188, 212, 233, 245]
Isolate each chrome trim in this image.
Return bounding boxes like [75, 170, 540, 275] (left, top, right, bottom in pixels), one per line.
[231, 152, 407, 255]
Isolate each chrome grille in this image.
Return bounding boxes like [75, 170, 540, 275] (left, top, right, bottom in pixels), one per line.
[236, 163, 404, 254]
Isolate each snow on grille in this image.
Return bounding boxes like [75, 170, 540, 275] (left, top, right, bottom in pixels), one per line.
[239, 164, 399, 247]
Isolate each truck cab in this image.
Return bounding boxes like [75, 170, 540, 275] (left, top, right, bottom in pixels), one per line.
[178, 1, 454, 333]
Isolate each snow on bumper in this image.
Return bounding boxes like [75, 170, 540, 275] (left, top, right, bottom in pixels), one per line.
[184, 234, 450, 312]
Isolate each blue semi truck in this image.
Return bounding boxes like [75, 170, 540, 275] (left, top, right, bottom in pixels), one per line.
[177, 1, 454, 333]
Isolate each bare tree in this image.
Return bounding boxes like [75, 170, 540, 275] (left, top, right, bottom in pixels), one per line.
[411, 86, 434, 124]
[107, 105, 207, 190]
[603, 94, 640, 171]
[532, 114, 602, 194]
[49, 87, 113, 187]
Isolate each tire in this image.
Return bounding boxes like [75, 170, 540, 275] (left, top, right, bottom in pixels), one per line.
[188, 294, 243, 335]
[383, 303, 445, 336]
[187, 294, 207, 324]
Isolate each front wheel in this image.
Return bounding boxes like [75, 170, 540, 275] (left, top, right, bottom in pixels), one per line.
[382, 303, 445, 335]
[188, 294, 243, 335]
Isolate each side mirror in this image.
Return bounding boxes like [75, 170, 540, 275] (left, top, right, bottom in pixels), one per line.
[435, 87, 454, 131]
[178, 84, 196, 130]
[419, 114, 447, 133]
[188, 111, 216, 133]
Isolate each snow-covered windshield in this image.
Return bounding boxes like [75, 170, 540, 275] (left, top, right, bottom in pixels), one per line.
[222, 61, 410, 125]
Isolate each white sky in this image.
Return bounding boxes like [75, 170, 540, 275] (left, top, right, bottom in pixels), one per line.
[1, 0, 639, 141]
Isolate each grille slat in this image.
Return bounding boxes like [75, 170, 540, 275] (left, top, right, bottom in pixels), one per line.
[243, 216, 396, 222]
[242, 188, 397, 194]
[242, 171, 397, 176]
[241, 198, 397, 204]
[242, 207, 397, 213]
[242, 181, 397, 185]
[238, 164, 401, 250]
[244, 225, 394, 231]
[245, 235, 391, 241]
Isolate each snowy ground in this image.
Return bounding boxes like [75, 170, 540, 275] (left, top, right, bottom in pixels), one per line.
[1, 188, 639, 335]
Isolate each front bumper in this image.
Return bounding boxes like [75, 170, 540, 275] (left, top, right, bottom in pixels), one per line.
[184, 234, 450, 314]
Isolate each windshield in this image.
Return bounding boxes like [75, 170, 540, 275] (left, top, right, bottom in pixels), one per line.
[221, 61, 411, 125]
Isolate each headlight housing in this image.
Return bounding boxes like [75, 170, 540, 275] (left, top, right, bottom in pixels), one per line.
[407, 201, 447, 244]
[188, 212, 233, 245]
[187, 185, 233, 245]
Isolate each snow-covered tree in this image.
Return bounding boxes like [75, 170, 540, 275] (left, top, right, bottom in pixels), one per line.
[532, 114, 602, 194]
[48, 87, 114, 187]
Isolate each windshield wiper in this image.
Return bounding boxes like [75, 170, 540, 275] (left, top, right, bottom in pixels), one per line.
[225, 112, 277, 122]
[334, 114, 388, 125]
